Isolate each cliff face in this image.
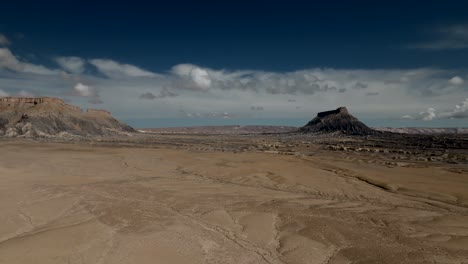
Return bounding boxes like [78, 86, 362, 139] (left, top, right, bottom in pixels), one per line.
[0, 97, 81, 112]
[0, 97, 134, 137]
[300, 107, 376, 135]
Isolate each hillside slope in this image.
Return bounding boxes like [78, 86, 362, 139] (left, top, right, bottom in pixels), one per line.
[0, 97, 134, 137]
[300, 107, 377, 135]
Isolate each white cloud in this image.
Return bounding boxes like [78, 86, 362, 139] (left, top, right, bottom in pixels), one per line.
[0, 46, 467, 125]
[89, 59, 157, 78]
[0, 48, 57, 75]
[55, 56, 86, 74]
[180, 110, 235, 119]
[139, 88, 178, 100]
[401, 115, 414, 120]
[171, 64, 212, 90]
[191, 68, 211, 89]
[21, 63, 58, 75]
[171, 64, 194, 76]
[404, 108, 438, 121]
[0, 34, 10, 46]
[0, 48, 22, 71]
[419, 108, 437, 120]
[404, 98, 468, 120]
[449, 76, 464, 85]
[439, 98, 468, 119]
[73, 83, 96, 97]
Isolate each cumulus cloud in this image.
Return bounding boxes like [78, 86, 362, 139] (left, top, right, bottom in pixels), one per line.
[139, 88, 178, 100]
[192, 68, 211, 89]
[449, 76, 464, 85]
[89, 59, 157, 78]
[404, 98, 468, 120]
[419, 108, 437, 120]
[171, 64, 212, 90]
[1, 45, 467, 124]
[0, 48, 57, 75]
[0, 34, 10, 46]
[72, 83, 97, 97]
[440, 98, 468, 119]
[55, 56, 86, 74]
[404, 108, 437, 121]
[172, 67, 349, 96]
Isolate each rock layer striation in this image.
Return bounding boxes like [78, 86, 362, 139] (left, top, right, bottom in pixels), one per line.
[0, 97, 134, 137]
[301, 107, 376, 135]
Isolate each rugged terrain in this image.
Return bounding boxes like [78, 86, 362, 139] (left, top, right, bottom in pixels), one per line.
[1, 101, 468, 263]
[0, 131, 467, 264]
[0, 97, 134, 138]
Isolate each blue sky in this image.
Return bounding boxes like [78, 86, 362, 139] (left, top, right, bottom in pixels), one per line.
[1, 1, 468, 127]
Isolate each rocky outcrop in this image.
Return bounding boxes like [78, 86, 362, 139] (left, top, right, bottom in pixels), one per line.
[300, 107, 376, 135]
[0, 97, 134, 138]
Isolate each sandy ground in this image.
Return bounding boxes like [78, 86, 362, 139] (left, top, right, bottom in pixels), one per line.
[0, 139, 468, 264]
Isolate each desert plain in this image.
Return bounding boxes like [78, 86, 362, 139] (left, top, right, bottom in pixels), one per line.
[0, 131, 467, 264]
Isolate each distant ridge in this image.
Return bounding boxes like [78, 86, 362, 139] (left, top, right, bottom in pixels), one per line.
[300, 107, 376, 135]
[0, 97, 134, 137]
[375, 127, 468, 134]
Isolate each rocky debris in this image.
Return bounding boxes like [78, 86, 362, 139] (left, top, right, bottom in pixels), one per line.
[300, 107, 377, 135]
[0, 97, 135, 138]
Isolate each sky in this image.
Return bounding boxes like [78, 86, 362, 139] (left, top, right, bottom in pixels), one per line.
[0, 1, 468, 128]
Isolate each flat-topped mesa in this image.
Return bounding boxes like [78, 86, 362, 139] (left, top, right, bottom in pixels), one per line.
[0, 96, 134, 137]
[0, 97, 82, 113]
[300, 106, 376, 135]
[317, 106, 349, 118]
[86, 109, 111, 116]
[0, 97, 66, 105]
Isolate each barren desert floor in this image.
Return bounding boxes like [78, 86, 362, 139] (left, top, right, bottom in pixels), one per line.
[1, 138, 468, 264]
